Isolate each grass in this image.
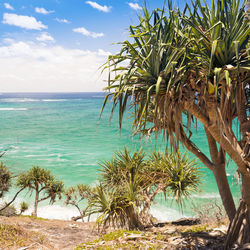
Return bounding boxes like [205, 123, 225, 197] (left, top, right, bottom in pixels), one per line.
[19, 215, 49, 220]
[0, 223, 46, 248]
[76, 229, 177, 249]
[76, 230, 147, 249]
[182, 224, 211, 233]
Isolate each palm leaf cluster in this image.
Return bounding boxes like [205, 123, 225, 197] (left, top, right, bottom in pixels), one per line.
[101, 4, 250, 242]
[102, 0, 249, 159]
[17, 166, 64, 205]
[0, 162, 11, 199]
[87, 148, 201, 229]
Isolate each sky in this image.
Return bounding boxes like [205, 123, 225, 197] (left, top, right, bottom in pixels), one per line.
[0, 0, 185, 92]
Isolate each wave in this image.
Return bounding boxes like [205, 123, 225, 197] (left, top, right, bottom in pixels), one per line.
[41, 99, 67, 102]
[22, 204, 185, 222]
[0, 98, 39, 102]
[25, 153, 63, 158]
[0, 98, 68, 103]
[0, 108, 28, 111]
[192, 193, 220, 199]
[2, 195, 186, 222]
[76, 163, 97, 166]
[23, 205, 80, 221]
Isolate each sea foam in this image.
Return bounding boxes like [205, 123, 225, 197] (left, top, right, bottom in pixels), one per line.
[0, 108, 28, 111]
[20, 204, 186, 222]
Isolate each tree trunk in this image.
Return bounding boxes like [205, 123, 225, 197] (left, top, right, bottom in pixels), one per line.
[225, 200, 250, 249]
[139, 198, 154, 226]
[205, 128, 236, 221]
[225, 172, 250, 249]
[126, 205, 143, 230]
[32, 190, 39, 217]
[213, 163, 236, 222]
[242, 173, 250, 231]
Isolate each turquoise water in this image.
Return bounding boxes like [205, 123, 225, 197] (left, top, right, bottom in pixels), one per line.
[0, 92, 241, 220]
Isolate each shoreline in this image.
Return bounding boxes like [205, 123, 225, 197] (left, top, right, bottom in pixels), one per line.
[21, 203, 187, 222]
[1, 191, 233, 222]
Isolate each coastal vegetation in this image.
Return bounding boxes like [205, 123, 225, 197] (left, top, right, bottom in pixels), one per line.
[101, 0, 250, 247]
[64, 184, 91, 221]
[1, 150, 200, 229]
[86, 148, 201, 229]
[0, 161, 26, 214]
[0, 164, 64, 218]
[0, 0, 249, 248]
[0, 162, 11, 199]
[16, 166, 64, 217]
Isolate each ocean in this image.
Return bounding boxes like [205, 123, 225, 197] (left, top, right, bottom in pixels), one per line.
[0, 92, 241, 221]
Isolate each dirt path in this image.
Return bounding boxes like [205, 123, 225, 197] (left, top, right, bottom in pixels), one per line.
[0, 216, 229, 249]
[0, 216, 99, 249]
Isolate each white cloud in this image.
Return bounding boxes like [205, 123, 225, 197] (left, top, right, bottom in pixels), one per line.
[2, 13, 47, 30]
[0, 40, 109, 92]
[4, 3, 14, 10]
[35, 7, 54, 15]
[128, 3, 142, 11]
[85, 1, 111, 13]
[73, 27, 104, 38]
[55, 18, 69, 24]
[36, 33, 55, 42]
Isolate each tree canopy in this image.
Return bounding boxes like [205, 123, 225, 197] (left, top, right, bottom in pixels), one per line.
[87, 148, 201, 229]
[101, 0, 249, 246]
[17, 166, 64, 217]
[0, 162, 11, 199]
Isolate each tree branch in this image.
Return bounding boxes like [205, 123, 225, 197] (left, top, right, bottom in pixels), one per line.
[0, 187, 25, 212]
[149, 184, 167, 202]
[184, 101, 249, 175]
[38, 195, 50, 203]
[180, 127, 214, 170]
[205, 127, 219, 164]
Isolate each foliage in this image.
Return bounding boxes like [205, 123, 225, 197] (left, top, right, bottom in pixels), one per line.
[0, 204, 17, 217]
[19, 201, 29, 215]
[146, 151, 202, 208]
[0, 162, 27, 214]
[64, 184, 92, 221]
[86, 184, 141, 230]
[87, 148, 201, 229]
[0, 162, 11, 198]
[16, 166, 64, 216]
[102, 0, 249, 140]
[182, 224, 211, 233]
[193, 200, 226, 224]
[101, 2, 250, 241]
[0, 223, 47, 248]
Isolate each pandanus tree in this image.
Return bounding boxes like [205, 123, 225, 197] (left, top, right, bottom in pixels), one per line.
[101, 0, 249, 246]
[0, 162, 26, 213]
[0, 162, 11, 199]
[17, 166, 64, 217]
[87, 148, 201, 229]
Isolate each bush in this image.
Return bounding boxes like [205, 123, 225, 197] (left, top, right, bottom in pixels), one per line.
[0, 162, 11, 198]
[87, 148, 202, 230]
[0, 204, 17, 217]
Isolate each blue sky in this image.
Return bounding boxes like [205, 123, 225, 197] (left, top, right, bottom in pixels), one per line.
[0, 0, 186, 92]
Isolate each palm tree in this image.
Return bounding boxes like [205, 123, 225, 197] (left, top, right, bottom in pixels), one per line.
[88, 148, 201, 229]
[101, 0, 249, 246]
[0, 162, 26, 213]
[86, 184, 142, 230]
[17, 166, 64, 217]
